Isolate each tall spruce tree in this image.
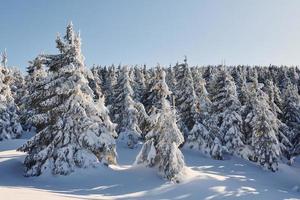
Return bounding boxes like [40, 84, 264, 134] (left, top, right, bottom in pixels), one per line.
[165, 65, 176, 93]
[88, 65, 103, 100]
[101, 65, 117, 108]
[1, 49, 7, 68]
[0, 64, 23, 141]
[135, 68, 185, 182]
[112, 66, 147, 148]
[186, 72, 213, 155]
[208, 68, 245, 159]
[282, 82, 300, 159]
[174, 59, 198, 137]
[18, 23, 117, 176]
[20, 55, 47, 131]
[132, 66, 146, 102]
[245, 81, 281, 171]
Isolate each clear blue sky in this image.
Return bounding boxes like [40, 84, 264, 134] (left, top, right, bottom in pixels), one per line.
[1, 0, 300, 71]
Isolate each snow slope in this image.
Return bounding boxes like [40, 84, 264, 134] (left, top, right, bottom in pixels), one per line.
[0, 139, 300, 200]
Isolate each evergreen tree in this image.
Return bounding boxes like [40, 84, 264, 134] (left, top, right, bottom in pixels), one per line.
[1, 49, 7, 68]
[20, 55, 48, 131]
[231, 66, 248, 105]
[174, 59, 198, 137]
[132, 66, 146, 102]
[186, 73, 213, 156]
[282, 82, 300, 159]
[88, 65, 103, 100]
[0, 67, 23, 141]
[263, 80, 292, 158]
[143, 64, 152, 89]
[165, 65, 176, 93]
[135, 68, 185, 182]
[18, 23, 117, 176]
[0, 50, 25, 106]
[142, 66, 167, 113]
[102, 65, 117, 107]
[112, 66, 147, 148]
[245, 82, 281, 171]
[263, 80, 282, 117]
[208, 68, 244, 158]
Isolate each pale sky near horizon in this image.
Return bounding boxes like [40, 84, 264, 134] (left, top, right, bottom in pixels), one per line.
[1, 0, 300, 71]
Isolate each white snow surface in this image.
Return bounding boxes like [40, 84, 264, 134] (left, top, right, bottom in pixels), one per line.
[0, 138, 300, 200]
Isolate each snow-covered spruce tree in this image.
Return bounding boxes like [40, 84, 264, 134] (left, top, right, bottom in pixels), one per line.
[135, 67, 185, 182]
[0, 50, 25, 106]
[208, 68, 245, 159]
[88, 65, 103, 100]
[191, 67, 202, 97]
[20, 55, 48, 131]
[286, 67, 299, 87]
[245, 81, 281, 171]
[18, 23, 117, 176]
[102, 65, 117, 107]
[165, 65, 176, 93]
[186, 72, 213, 155]
[0, 66, 23, 141]
[193, 72, 211, 115]
[111, 66, 145, 148]
[132, 65, 146, 102]
[142, 66, 166, 113]
[202, 65, 218, 94]
[174, 58, 199, 137]
[231, 66, 249, 105]
[263, 79, 293, 158]
[262, 80, 283, 117]
[26, 55, 47, 85]
[1, 49, 7, 68]
[276, 67, 291, 91]
[8, 67, 25, 105]
[143, 64, 153, 90]
[282, 82, 300, 159]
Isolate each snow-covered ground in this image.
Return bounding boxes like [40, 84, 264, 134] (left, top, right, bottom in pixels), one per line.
[0, 138, 300, 200]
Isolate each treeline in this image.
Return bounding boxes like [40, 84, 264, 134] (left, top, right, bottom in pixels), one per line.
[91, 58, 300, 172]
[0, 23, 299, 181]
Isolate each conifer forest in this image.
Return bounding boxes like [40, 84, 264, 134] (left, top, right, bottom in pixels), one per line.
[1, 23, 300, 200]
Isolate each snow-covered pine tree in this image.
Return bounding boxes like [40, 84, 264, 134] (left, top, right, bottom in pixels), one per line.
[101, 65, 117, 108]
[231, 66, 249, 105]
[165, 65, 176, 93]
[282, 82, 300, 160]
[128, 66, 135, 82]
[8, 67, 25, 105]
[1, 49, 7, 68]
[132, 65, 146, 102]
[142, 66, 166, 113]
[0, 50, 25, 106]
[245, 81, 281, 171]
[263, 79, 293, 158]
[0, 62, 23, 141]
[88, 65, 103, 100]
[263, 80, 283, 117]
[135, 67, 185, 182]
[20, 55, 48, 131]
[143, 64, 152, 90]
[111, 66, 146, 148]
[174, 58, 199, 137]
[202, 66, 218, 94]
[18, 22, 117, 176]
[287, 67, 299, 87]
[276, 67, 291, 91]
[186, 70, 213, 155]
[208, 68, 245, 159]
